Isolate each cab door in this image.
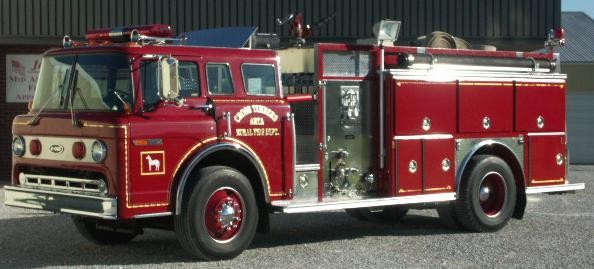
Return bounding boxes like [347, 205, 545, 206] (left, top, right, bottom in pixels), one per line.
[206, 61, 293, 198]
[127, 58, 214, 215]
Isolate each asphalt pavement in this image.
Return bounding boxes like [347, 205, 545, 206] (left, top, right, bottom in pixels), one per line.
[0, 166, 592, 268]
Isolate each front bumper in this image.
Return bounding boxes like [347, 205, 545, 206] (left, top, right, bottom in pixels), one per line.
[3, 186, 117, 219]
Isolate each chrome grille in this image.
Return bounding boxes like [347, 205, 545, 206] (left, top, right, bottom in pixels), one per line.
[19, 173, 107, 196]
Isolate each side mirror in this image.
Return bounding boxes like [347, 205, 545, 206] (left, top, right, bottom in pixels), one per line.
[159, 57, 180, 101]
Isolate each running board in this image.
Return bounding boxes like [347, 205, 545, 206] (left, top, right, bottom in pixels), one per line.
[525, 183, 585, 194]
[271, 192, 456, 214]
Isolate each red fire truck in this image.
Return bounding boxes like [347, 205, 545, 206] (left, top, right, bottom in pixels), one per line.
[5, 21, 585, 260]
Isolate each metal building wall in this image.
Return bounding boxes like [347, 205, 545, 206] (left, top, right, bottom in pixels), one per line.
[0, 0, 560, 48]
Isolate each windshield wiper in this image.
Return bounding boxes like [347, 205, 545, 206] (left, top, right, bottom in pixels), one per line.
[58, 69, 71, 107]
[28, 88, 61, 125]
[72, 71, 88, 110]
[69, 69, 82, 127]
[29, 67, 72, 126]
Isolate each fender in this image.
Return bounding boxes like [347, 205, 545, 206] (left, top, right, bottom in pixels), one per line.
[174, 142, 270, 215]
[456, 139, 524, 193]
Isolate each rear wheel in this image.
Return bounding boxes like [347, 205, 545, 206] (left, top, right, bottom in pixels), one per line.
[436, 203, 462, 229]
[455, 155, 516, 232]
[346, 206, 408, 223]
[72, 217, 139, 245]
[175, 166, 258, 260]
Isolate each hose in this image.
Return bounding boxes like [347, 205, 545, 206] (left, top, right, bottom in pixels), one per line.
[414, 31, 472, 49]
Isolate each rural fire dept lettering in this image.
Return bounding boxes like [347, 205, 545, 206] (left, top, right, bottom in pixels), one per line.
[233, 105, 280, 136]
[140, 151, 166, 175]
[236, 128, 279, 136]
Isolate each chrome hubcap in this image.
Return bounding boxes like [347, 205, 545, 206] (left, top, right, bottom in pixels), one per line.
[218, 200, 242, 231]
[479, 186, 491, 202]
[204, 187, 244, 242]
[478, 172, 507, 217]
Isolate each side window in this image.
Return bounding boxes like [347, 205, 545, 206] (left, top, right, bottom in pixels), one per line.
[242, 64, 277, 95]
[206, 63, 234, 95]
[179, 62, 200, 97]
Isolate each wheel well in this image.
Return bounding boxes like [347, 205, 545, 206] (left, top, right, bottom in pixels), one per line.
[193, 149, 267, 211]
[462, 144, 527, 219]
[173, 146, 270, 225]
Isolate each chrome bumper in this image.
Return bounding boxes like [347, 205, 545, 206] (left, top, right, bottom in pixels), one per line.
[3, 185, 117, 219]
[525, 183, 586, 194]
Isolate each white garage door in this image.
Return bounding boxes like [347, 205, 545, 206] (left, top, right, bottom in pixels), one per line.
[567, 90, 594, 164]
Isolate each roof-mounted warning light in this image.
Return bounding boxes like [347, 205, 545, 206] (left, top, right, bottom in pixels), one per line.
[62, 24, 184, 47]
[545, 28, 566, 50]
[85, 24, 174, 44]
[62, 35, 85, 48]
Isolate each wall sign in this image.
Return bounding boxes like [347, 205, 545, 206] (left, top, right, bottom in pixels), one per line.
[5, 54, 42, 103]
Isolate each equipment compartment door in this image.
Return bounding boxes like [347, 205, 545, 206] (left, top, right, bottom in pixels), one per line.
[515, 83, 566, 132]
[458, 82, 514, 133]
[423, 139, 455, 193]
[394, 81, 456, 135]
[528, 134, 567, 186]
[394, 139, 423, 195]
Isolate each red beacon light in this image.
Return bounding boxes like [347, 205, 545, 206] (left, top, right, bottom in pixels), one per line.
[85, 24, 174, 44]
[545, 27, 566, 50]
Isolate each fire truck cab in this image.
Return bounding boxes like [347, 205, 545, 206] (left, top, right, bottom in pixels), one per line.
[5, 22, 584, 260]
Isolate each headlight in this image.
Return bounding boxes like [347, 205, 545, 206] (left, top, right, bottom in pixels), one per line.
[12, 136, 26, 157]
[91, 140, 107, 163]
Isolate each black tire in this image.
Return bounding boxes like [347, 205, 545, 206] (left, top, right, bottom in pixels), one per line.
[436, 203, 463, 229]
[175, 166, 258, 260]
[345, 206, 408, 223]
[72, 217, 138, 245]
[455, 155, 517, 232]
[345, 208, 368, 221]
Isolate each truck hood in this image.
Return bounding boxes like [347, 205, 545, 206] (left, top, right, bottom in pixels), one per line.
[12, 113, 128, 139]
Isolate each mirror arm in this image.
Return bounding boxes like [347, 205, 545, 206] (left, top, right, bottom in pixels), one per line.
[190, 103, 213, 112]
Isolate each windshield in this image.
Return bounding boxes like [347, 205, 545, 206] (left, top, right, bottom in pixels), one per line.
[31, 53, 133, 112]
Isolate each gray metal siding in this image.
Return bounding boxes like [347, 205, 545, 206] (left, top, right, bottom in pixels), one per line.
[0, 0, 560, 43]
[568, 90, 594, 164]
[558, 12, 594, 63]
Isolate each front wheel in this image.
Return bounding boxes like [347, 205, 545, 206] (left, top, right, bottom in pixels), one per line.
[175, 166, 258, 260]
[455, 155, 517, 232]
[72, 217, 139, 245]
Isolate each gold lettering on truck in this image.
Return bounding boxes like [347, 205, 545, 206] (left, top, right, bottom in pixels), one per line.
[233, 105, 279, 123]
[235, 128, 280, 136]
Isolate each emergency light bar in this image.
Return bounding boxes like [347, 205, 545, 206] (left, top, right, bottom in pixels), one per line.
[85, 24, 174, 43]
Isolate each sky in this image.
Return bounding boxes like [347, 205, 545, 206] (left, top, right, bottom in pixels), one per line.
[562, 0, 594, 18]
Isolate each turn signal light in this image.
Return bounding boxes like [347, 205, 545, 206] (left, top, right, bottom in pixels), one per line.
[29, 139, 42, 156]
[72, 141, 86, 160]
